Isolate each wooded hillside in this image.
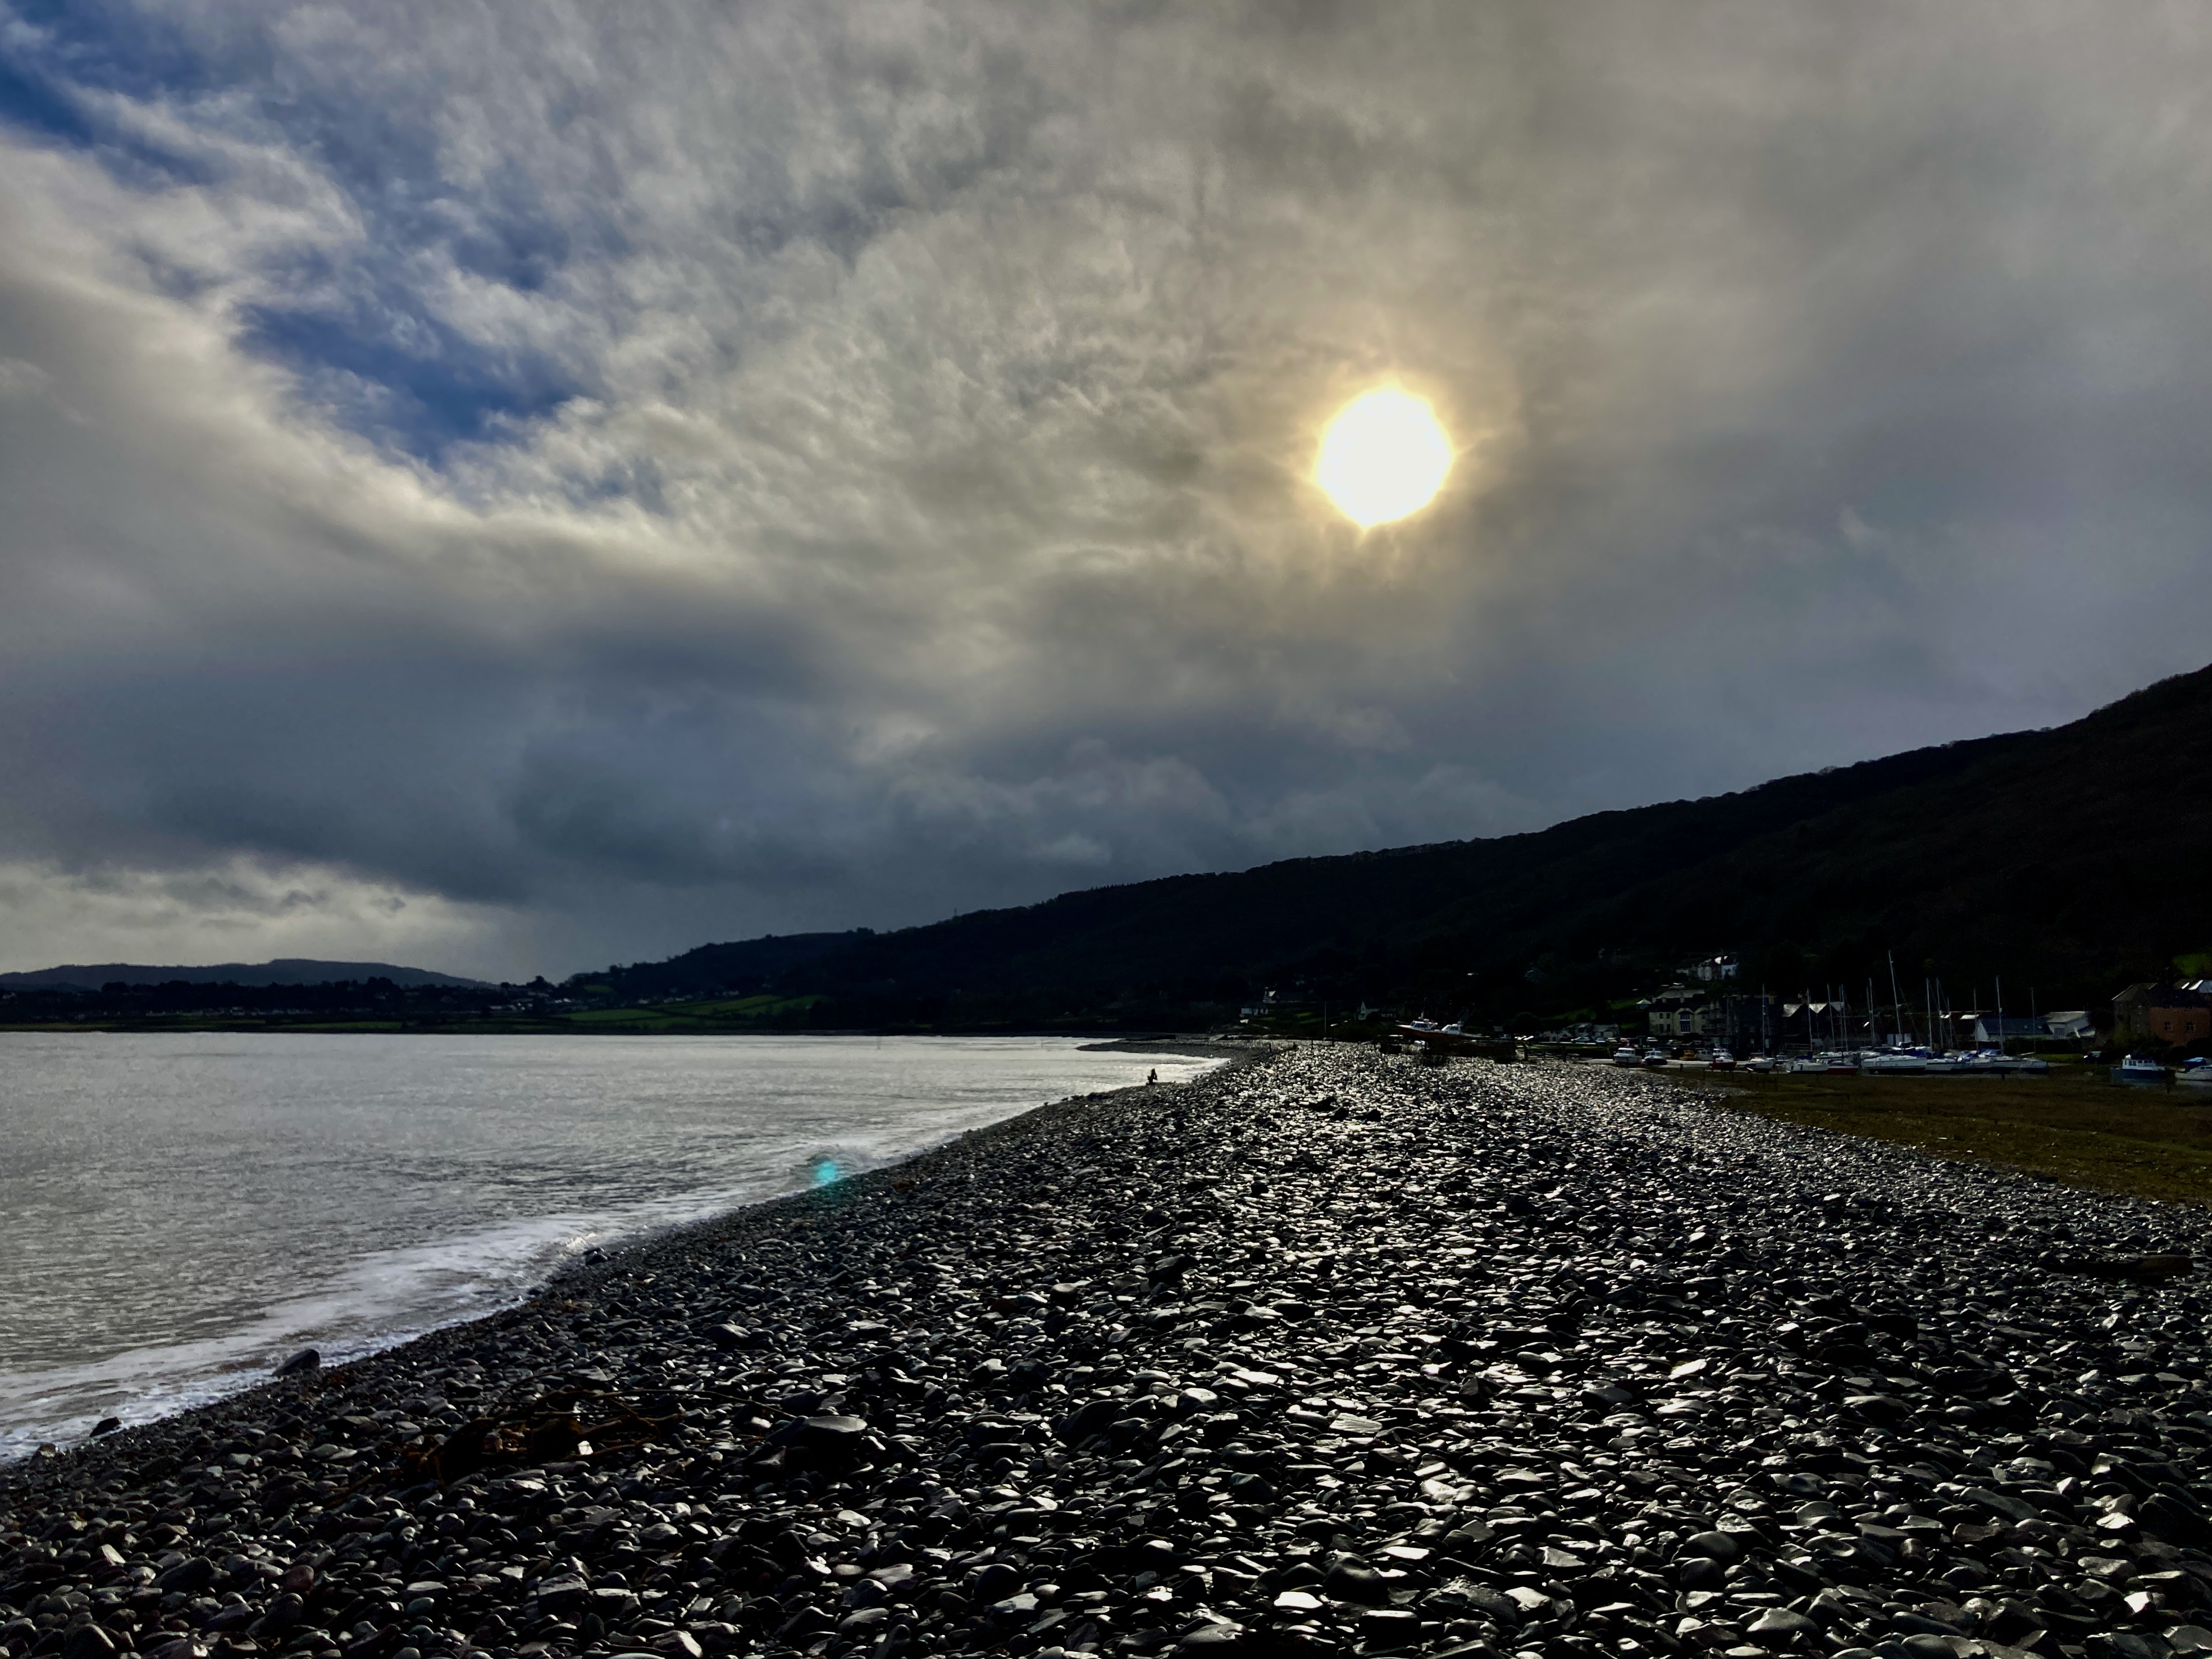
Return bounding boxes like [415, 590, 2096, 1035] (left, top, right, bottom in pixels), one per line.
[580, 663, 2212, 1028]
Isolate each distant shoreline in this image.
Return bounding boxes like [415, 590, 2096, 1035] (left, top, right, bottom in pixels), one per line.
[0, 1024, 1258, 1040]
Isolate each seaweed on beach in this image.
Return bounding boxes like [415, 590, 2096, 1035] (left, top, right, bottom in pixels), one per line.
[392, 1389, 684, 1491]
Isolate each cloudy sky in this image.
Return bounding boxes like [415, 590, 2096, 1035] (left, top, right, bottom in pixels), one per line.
[2, 1, 2208, 981]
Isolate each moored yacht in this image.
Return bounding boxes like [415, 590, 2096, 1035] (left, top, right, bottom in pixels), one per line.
[1863, 1047, 1931, 1074]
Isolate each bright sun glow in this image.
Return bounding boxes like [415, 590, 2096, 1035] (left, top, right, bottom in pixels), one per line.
[1315, 388, 1453, 528]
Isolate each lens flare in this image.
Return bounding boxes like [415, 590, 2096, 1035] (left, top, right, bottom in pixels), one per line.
[1315, 388, 1453, 528]
[812, 1156, 841, 1187]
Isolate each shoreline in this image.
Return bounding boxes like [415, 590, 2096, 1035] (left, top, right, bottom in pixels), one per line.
[3, 1040, 1248, 1464]
[0, 1030, 1270, 1043]
[8, 1048, 2212, 1659]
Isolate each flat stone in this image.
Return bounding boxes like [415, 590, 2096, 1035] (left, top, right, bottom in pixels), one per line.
[1322, 1561, 1392, 1606]
[24, 1046, 2212, 1659]
[1357, 1609, 1419, 1649]
[1749, 1610, 1821, 1640]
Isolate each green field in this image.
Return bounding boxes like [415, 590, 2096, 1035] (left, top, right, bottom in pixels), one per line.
[557, 993, 827, 1031]
[1712, 1061, 2212, 1205]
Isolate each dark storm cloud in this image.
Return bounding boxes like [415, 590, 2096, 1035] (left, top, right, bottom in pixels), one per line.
[0, 1, 2206, 977]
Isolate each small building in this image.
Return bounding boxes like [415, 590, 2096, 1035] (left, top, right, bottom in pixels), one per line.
[2151, 1000, 2212, 1046]
[1972, 1014, 2049, 1045]
[2044, 1010, 2094, 1041]
[1687, 955, 1740, 982]
[2115, 983, 2212, 1043]
[1643, 984, 1713, 1037]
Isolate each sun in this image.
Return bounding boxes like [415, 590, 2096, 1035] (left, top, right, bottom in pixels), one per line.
[1314, 387, 1453, 528]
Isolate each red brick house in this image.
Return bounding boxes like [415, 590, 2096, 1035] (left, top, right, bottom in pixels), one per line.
[2115, 982, 2212, 1043]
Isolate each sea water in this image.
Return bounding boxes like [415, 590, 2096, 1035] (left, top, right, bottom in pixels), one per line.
[0, 1032, 1219, 1457]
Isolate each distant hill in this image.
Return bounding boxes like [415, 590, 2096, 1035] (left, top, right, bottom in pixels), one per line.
[584, 661, 2212, 1028]
[0, 958, 491, 992]
[569, 932, 867, 998]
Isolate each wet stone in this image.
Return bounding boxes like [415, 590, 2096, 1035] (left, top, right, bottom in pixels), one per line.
[14, 1043, 2212, 1659]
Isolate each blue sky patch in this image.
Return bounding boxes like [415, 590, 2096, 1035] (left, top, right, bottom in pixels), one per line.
[240, 301, 578, 460]
[1, 1, 585, 463]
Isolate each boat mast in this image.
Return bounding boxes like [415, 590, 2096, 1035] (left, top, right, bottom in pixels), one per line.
[1888, 950, 1905, 1048]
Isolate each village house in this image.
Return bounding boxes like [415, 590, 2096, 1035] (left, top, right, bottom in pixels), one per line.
[1643, 984, 1713, 1037]
[2114, 982, 2212, 1045]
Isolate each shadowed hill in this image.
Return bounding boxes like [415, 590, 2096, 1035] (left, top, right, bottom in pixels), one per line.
[571, 932, 869, 998]
[588, 662, 2212, 1025]
[0, 958, 490, 992]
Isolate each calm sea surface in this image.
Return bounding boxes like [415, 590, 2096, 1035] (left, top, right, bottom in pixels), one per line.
[0, 1032, 1220, 1457]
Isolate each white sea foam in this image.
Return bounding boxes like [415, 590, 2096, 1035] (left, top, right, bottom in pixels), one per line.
[0, 1035, 1219, 1457]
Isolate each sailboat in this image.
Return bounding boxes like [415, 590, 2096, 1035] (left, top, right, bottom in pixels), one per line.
[1863, 1047, 1931, 1074]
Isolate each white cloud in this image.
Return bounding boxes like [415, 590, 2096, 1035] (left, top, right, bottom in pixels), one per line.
[0, 1, 2209, 976]
[0, 857, 507, 978]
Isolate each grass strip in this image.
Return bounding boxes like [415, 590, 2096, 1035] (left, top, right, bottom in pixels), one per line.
[1714, 1063, 2212, 1205]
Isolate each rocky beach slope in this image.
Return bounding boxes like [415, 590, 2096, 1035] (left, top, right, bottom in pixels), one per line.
[7, 1047, 2212, 1659]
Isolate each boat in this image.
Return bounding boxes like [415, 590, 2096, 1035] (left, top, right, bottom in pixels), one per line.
[2114, 1055, 2171, 1088]
[1612, 1045, 1642, 1069]
[1397, 1017, 1475, 1051]
[1825, 1051, 1863, 1074]
[1643, 1049, 1670, 1069]
[1949, 1047, 2052, 1077]
[1745, 1054, 1775, 1073]
[2181, 1058, 2212, 1088]
[1863, 1047, 1930, 1074]
[1708, 1049, 1736, 1072]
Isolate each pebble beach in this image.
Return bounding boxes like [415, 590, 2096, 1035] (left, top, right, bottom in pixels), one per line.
[7, 1046, 2212, 1659]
